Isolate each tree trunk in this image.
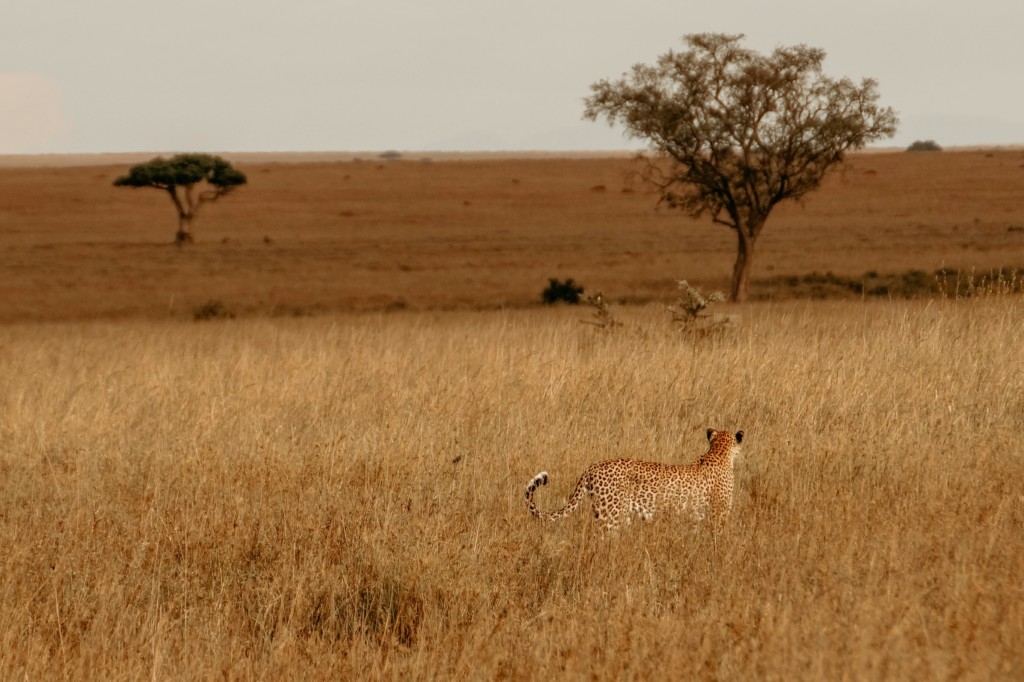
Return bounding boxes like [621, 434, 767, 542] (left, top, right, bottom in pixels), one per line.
[175, 214, 195, 245]
[730, 230, 755, 303]
[166, 187, 195, 245]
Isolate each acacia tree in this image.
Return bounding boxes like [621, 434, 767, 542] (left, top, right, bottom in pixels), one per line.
[114, 153, 247, 244]
[585, 33, 897, 302]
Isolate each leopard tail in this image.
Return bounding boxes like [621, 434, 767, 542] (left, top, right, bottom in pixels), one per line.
[524, 470, 588, 522]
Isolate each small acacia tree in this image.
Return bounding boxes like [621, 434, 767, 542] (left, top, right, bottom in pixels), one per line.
[114, 153, 247, 244]
[585, 33, 898, 302]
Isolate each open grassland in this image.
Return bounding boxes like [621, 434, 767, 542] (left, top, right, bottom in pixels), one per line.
[0, 150, 1023, 321]
[1, 298, 1022, 679]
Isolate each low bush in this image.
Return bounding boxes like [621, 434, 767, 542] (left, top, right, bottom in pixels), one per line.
[542, 278, 584, 305]
[906, 139, 942, 152]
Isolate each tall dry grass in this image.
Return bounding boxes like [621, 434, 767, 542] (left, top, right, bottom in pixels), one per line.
[1, 298, 1022, 679]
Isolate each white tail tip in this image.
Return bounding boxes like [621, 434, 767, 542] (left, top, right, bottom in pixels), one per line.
[524, 471, 549, 499]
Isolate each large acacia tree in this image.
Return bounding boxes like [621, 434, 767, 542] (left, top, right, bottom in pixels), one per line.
[114, 153, 247, 244]
[585, 34, 897, 302]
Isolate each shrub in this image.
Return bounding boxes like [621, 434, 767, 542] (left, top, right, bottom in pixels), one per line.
[666, 280, 734, 335]
[580, 292, 621, 329]
[542, 278, 584, 305]
[907, 140, 942, 152]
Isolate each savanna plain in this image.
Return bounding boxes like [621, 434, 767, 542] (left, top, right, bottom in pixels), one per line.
[1, 150, 1023, 680]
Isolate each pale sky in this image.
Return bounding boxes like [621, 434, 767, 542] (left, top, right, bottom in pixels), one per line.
[2, 1, 1022, 154]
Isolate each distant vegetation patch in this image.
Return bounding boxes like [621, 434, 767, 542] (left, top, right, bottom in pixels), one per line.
[194, 299, 235, 321]
[542, 278, 585, 305]
[752, 267, 1024, 300]
[906, 139, 942, 152]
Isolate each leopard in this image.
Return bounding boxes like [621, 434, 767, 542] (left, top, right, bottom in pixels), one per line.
[524, 428, 744, 529]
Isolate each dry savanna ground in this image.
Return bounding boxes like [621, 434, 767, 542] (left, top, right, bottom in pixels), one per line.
[1, 298, 1022, 679]
[0, 150, 1023, 321]
[0, 150, 1023, 679]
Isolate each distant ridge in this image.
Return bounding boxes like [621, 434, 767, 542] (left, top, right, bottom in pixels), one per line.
[3, 145, 1021, 169]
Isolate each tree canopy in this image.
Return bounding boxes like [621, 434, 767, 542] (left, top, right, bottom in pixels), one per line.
[584, 33, 898, 302]
[114, 153, 247, 244]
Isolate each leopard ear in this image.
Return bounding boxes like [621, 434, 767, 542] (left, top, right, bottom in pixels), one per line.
[735, 431, 744, 444]
[706, 428, 715, 441]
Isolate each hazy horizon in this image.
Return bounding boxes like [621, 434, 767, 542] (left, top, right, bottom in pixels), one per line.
[3, 1, 1023, 155]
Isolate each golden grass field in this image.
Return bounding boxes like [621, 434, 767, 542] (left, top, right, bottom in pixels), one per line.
[1, 301, 1022, 679]
[1, 151, 1023, 679]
